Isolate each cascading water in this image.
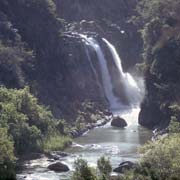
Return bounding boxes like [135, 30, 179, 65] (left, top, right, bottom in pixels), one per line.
[81, 34, 142, 110]
[85, 37, 121, 109]
[84, 43, 103, 94]
[102, 39, 141, 107]
[17, 34, 151, 180]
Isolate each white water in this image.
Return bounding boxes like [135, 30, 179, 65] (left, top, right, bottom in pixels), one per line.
[84, 46, 103, 93]
[17, 108, 152, 180]
[81, 35, 142, 110]
[16, 35, 151, 180]
[102, 39, 141, 107]
[82, 36, 121, 109]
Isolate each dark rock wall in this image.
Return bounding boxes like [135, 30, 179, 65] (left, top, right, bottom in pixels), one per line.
[54, 0, 142, 71]
[139, 34, 180, 129]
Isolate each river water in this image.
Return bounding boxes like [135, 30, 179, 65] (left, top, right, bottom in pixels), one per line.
[17, 108, 152, 180]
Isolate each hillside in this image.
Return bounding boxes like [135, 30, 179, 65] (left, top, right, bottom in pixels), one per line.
[1, 0, 180, 179]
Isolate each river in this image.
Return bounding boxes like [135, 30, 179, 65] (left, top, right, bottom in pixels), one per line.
[17, 108, 152, 180]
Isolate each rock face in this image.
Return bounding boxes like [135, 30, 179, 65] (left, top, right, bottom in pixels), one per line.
[113, 161, 134, 173]
[55, 0, 142, 71]
[139, 99, 170, 129]
[48, 162, 69, 172]
[0, 0, 143, 129]
[138, 38, 179, 129]
[111, 117, 127, 128]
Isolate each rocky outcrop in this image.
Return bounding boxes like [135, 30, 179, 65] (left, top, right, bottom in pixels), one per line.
[0, 0, 142, 128]
[55, 0, 142, 71]
[48, 162, 69, 172]
[37, 32, 108, 122]
[111, 117, 127, 128]
[46, 151, 69, 161]
[113, 161, 134, 173]
[139, 37, 180, 129]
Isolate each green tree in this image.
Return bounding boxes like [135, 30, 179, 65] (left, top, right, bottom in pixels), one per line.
[72, 159, 96, 180]
[168, 116, 180, 134]
[122, 134, 180, 180]
[97, 156, 112, 179]
[0, 128, 16, 180]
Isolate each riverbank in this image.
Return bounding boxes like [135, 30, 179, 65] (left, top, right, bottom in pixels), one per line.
[16, 108, 152, 180]
[68, 114, 112, 138]
[16, 112, 112, 176]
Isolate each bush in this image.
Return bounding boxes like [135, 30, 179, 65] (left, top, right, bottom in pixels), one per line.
[0, 86, 69, 155]
[123, 134, 180, 180]
[0, 42, 34, 88]
[0, 128, 16, 180]
[43, 134, 72, 152]
[97, 156, 112, 178]
[0, 86, 71, 177]
[72, 159, 96, 180]
[168, 116, 180, 133]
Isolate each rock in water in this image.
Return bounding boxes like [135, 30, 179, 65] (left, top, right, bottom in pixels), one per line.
[48, 162, 69, 172]
[113, 161, 134, 173]
[111, 117, 127, 128]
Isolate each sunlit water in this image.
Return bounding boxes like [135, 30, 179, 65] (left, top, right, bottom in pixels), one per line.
[17, 108, 152, 180]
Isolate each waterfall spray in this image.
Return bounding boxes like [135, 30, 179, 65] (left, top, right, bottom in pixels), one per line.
[80, 34, 142, 110]
[102, 39, 141, 106]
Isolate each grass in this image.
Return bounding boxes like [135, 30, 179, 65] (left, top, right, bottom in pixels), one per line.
[43, 134, 72, 152]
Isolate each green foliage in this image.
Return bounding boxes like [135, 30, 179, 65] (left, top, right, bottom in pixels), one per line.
[97, 156, 112, 178]
[0, 86, 71, 177]
[136, 0, 180, 130]
[0, 0, 61, 50]
[123, 134, 180, 180]
[75, 115, 86, 131]
[137, 0, 180, 22]
[0, 128, 16, 180]
[72, 159, 97, 180]
[0, 41, 34, 88]
[123, 1, 180, 179]
[169, 104, 180, 120]
[168, 116, 180, 134]
[0, 86, 68, 155]
[71, 157, 113, 180]
[43, 134, 72, 152]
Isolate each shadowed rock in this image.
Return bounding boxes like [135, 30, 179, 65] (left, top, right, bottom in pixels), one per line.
[111, 117, 127, 128]
[48, 162, 69, 172]
[113, 161, 134, 173]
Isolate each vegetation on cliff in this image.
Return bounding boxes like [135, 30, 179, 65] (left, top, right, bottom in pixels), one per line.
[72, 1, 180, 179]
[117, 0, 180, 179]
[136, 0, 180, 129]
[1, 0, 180, 179]
[0, 0, 110, 178]
[0, 87, 71, 179]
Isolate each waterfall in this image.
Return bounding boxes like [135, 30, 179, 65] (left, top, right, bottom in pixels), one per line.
[102, 39, 141, 106]
[80, 34, 142, 110]
[84, 46, 103, 92]
[86, 37, 122, 109]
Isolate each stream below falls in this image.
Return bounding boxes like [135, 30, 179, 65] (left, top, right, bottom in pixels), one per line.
[17, 108, 152, 180]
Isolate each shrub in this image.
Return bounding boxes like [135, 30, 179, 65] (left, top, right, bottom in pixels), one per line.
[43, 135, 72, 152]
[97, 156, 112, 178]
[0, 86, 69, 154]
[168, 116, 180, 134]
[125, 134, 180, 180]
[0, 128, 16, 180]
[72, 159, 96, 180]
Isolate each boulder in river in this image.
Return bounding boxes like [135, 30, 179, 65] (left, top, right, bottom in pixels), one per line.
[111, 117, 127, 128]
[113, 161, 134, 173]
[48, 162, 70, 172]
[46, 151, 69, 160]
